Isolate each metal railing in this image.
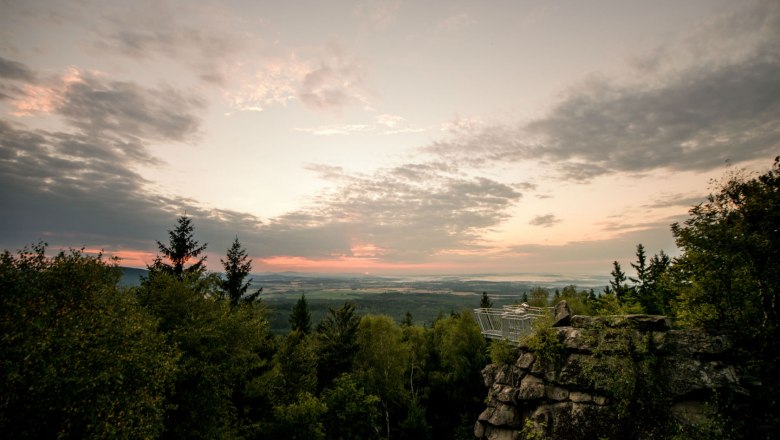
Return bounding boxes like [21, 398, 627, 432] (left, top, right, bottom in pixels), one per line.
[473, 304, 551, 342]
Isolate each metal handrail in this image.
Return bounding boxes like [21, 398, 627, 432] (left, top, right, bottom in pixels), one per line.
[473, 304, 552, 342]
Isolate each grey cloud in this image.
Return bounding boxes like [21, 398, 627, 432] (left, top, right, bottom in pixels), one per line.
[256, 164, 523, 262]
[0, 115, 524, 267]
[524, 58, 780, 173]
[514, 181, 537, 192]
[59, 75, 204, 142]
[424, 0, 780, 180]
[529, 214, 560, 228]
[641, 193, 707, 209]
[91, 3, 243, 85]
[0, 119, 264, 261]
[0, 57, 203, 143]
[0, 56, 34, 101]
[107, 28, 236, 61]
[298, 52, 368, 111]
[354, 0, 403, 31]
[0, 56, 35, 81]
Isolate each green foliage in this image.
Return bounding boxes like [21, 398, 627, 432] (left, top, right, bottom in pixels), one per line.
[428, 311, 488, 439]
[556, 285, 597, 315]
[316, 302, 361, 390]
[520, 313, 566, 369]
[322, 374, 382, 440]
[269, 392, 327, 440]
[591, 290, 644, 316]
[355, 315, 409, 438]
[489, 338, 518, 365]
[520, 417, 547, 440]
[401, 322, 431, 404]
[528, 287, 549, 307]
[274, 330, 319, 401]
[220, 236, 260, 307]
[671, 159, 780, 341]
[399, 399, 432, 440]
[432, 310, 487, 384]
[290, 293, 313, 334]
[480, 291, 493, 308]
[355, 315, 409, 405]
[135, 271, 271, 439]
[668, 158, 780, 436]
[609, 261, 635, 306]
[0, 245, 178, 439]
[149, 215, 207, 278]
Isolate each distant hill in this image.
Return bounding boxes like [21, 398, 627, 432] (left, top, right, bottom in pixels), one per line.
[119, 267, 147, 287]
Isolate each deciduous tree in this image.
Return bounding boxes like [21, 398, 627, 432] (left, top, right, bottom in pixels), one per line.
[0, 245, 178, 439]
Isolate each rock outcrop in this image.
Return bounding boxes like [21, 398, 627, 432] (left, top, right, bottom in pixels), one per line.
[474, 303, 747, 440]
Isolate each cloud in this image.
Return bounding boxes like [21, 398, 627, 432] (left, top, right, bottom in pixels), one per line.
[254, 163, 523, 262]
[0, 59, 230, 262]
[641, 193, 707, 209]
[295, 113, 424, 136]
[6, 64, 204, 143]
[227, 46, 373, 115]
[529, 214, 561, 228]
[295, 124, 371, 136]
[354, 0, 403, 31]
[436, 12, 474, 33]
[0, 56, 35, 81]
[424, 0, 780, 180]
[57, 72, 205, 142]
[90, 1, 244, 85]
[298, 48, 369, 112]
[0, 118, 267, 263]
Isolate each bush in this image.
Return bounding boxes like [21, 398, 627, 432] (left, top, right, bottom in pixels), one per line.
[489, 338, 518, 365]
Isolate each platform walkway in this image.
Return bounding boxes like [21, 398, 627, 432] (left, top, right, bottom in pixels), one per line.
[473, 304, 551, 342]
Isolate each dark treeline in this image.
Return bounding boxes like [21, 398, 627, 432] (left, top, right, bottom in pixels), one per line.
[1, 157, 778, 439]
[0, 216, 487, 439]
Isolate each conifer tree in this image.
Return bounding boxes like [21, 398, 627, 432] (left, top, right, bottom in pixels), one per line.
[316, 302, 360, 389]
[220, 236, 261, 307]
[630, 244, 651, 310]
[480, 291, 493, 309]
[289, 294, 312, 334]
[609, 261, 630, 303]
[150, 215, 207, 278]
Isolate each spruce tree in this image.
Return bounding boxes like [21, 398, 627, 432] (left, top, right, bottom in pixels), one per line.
[220, 236, 261, 307]
[150, 216, 207, 278]
[289, 294, 312, 334]
[630, 244, 651, 310]
[480, 291, 493, 309]
[609, 261, 630, 303]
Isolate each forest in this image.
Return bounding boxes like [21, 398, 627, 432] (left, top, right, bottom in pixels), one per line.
[1, 157, 778, 439]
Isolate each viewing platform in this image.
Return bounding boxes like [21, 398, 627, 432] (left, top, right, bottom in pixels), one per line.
[473, 304, 550, 342]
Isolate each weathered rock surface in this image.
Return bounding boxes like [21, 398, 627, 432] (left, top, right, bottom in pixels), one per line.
[475, 306, 746, 439]
[552, 300, 572, 327]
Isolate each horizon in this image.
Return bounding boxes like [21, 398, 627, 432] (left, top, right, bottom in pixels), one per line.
[2, 0, 778, 276]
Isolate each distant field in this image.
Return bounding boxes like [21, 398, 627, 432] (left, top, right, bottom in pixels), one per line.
[117, 267, 590, 333]
[261, 289, 525, 333]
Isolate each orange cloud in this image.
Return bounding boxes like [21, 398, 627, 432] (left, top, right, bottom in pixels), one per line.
[82, 248, 156, 268]
[10, 67, 84, 116]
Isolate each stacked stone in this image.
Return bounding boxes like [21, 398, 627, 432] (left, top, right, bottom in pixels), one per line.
[474, 301, 744, 440]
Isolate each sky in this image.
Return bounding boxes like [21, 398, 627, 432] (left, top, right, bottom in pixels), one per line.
[1, 0, 778, 278]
